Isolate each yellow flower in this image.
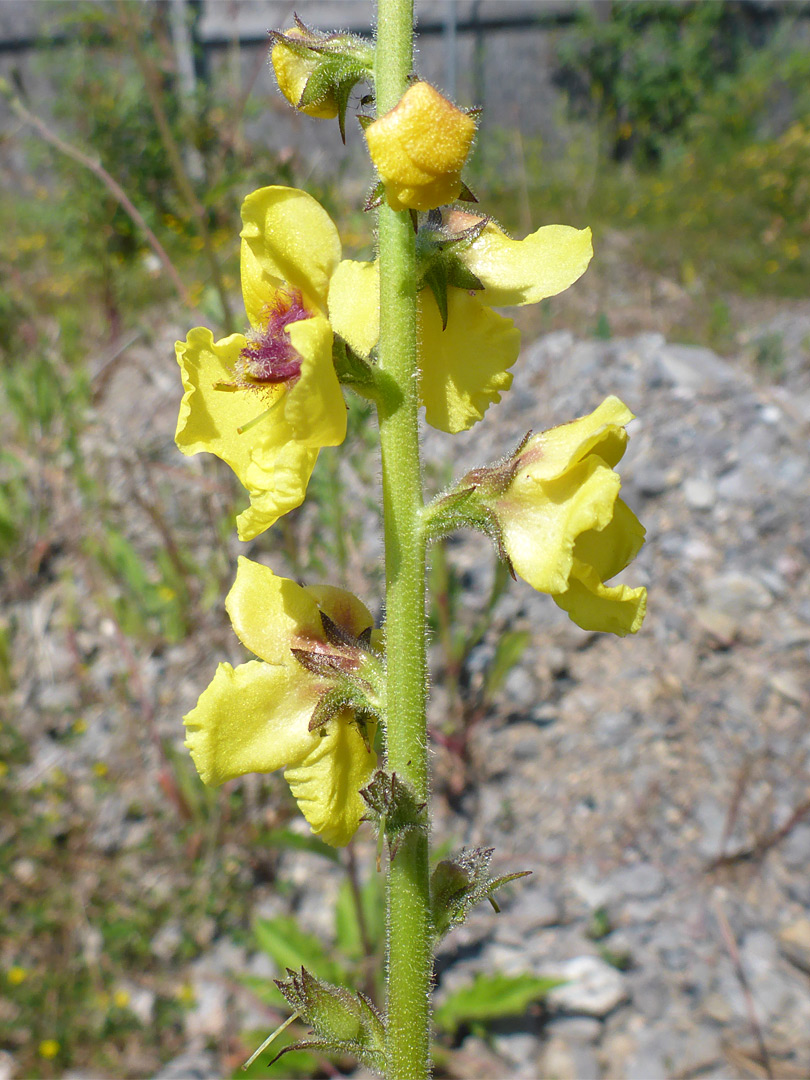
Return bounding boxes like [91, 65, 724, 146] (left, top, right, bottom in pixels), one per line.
[328, 216, 592, 433]
[175, 187, 348, 541]
[365, 82, 477, 211]
[491, 397, 646, 635]
[184, 558, 380, 846]
[7, 965, 28, 986]
[38, 1041, 60, 1060]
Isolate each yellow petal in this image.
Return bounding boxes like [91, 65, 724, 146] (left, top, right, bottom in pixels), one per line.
[285, 316, 347, 447]
[553, 560, 647, 636]
[226, 557, 325, 663]
[240, 186, 342, 324]
[175, 327, 285, 481]
[271, 31, 339, 119]
[515, 396, 634, 482]
[237, 444, 319, 542]
[284, 711, 377, 846]
[365, 82, 476, 212]
[418, 289, 520, 432]
[573, 497, 646, 583]
[461, 221, 593, 307]
[184, 660, 321, 785]
[328, 259, 380, 359]
[500, 456, 621, 594]
[303, 584, 375, 638]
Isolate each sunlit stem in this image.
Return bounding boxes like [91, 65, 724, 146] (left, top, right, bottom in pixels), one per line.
[241, 1012, 299, 1071]
[375, 1, 432, 1077]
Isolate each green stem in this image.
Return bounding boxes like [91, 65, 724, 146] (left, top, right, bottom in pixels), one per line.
[375, 2, 432, 1078]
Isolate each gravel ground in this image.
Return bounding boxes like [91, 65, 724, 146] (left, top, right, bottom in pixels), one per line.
[6, 306, 810, 1079]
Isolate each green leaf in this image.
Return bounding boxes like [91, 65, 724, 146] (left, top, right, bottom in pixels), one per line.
[335, 873, 386, 961]
[434, 971, 565, 1034]
[484, 629, 531, 701]
[258, 828, 342, 863]
[253, 916, 348, 986]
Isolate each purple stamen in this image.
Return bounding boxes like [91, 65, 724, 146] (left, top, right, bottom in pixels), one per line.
[238, 289, 311, 385]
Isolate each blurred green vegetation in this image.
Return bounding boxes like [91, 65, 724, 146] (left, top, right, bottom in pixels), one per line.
[475, 6, 810, 301]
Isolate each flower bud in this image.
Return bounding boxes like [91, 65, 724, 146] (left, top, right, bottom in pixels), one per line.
[365, 81, 477, 211]
[271, 28, 339, 118]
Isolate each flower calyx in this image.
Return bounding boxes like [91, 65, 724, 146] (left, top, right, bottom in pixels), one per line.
[431, 847, 531, 942]
[270, 16, 374, 141]
[360, 769, 427, 860]
[412, 208, 490, 329]
[292, 610, 384, 736]
[271, 967, 385, 1073]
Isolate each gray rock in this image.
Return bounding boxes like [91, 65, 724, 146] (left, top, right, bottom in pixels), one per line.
[546, 956, 629, 1017]
[683, 476, 716, 510]
[544, 1016, 603, 1044]
[704, 571, 774, 617]
[778, 919, 810, 976]
[608, 862, 665, 901]
[541, 1035, 601, 1080]
[153, 1050, 219, 1080]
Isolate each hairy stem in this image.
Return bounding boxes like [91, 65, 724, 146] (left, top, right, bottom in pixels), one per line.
[375, 2, 432, 1077]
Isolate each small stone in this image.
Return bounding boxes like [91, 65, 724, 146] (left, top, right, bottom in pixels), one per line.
[449, 1036, 509, 1079]
[769, 670, 806, 705]
[702, 992, 733, 1024]
[694, 606, 738, 646]
[541, 1036, 600, 1080]
[782, 824, 810, 871]
[0, 1052, 16, 1080]
[608, 862, 664, 900]
[120, 984, 155, 1025]
[11, 859, 36, 885]
[154, 1049, 219, 1080]
[184, 977, 229, 1039]
[150, 920, 184, 961]
[704, 571, 773, 617]
[491, 1032, 538, 1074]
[544, 1016, 603, 1044]
[778, 919, 810, 975]
[635, 467, 671, 497]
[683, 477, 715, 510]
[546, 955, 629, 1017]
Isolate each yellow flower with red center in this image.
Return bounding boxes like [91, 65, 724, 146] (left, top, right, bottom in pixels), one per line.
[184, 558, 381, 846]
[175, 187, 348, 540]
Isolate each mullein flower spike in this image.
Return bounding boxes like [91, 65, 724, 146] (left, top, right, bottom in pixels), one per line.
[364, 81, 477, 211]
[184, 558, 381, 846]
[328, 213, 593, 432]
[175, 186, 351, 541]
[473, 397, 647, 636]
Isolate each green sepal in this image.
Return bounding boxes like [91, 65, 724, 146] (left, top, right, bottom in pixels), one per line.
[446, 260, 484, 292]
[360, 770, 427, 859]
[457, 179, 479, 203]
[333, 336, 378, 394]
[272, 967, 385, 1073]
[422, 262, 449, 329]
[431, 847, 531, 941]
[363, 179, 385, 211]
